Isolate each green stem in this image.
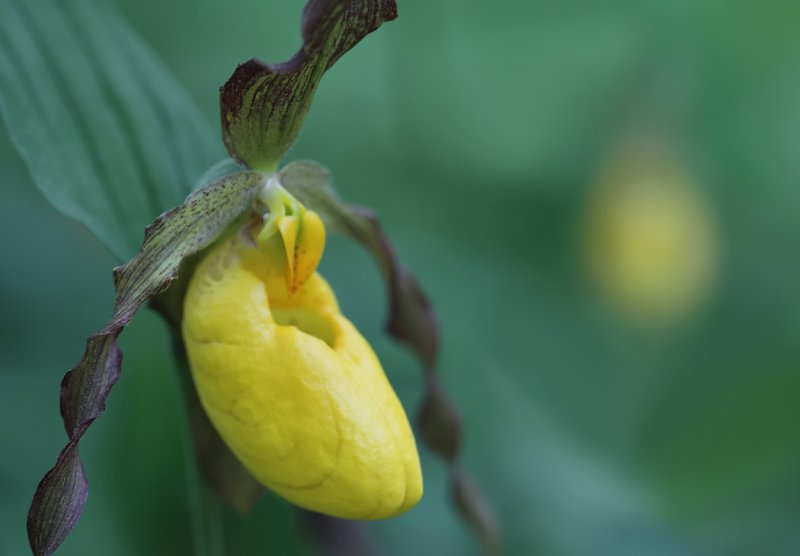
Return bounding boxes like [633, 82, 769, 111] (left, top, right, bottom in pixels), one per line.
[171, 329, 227, 556]
[180, 429, 226, 556]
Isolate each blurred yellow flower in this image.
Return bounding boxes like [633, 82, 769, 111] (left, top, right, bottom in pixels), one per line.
[584, 138, 719, 324]
[182, 181, 422, 519]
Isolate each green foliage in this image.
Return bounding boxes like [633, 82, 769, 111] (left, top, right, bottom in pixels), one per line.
[0, 0, 219, 260]
[26, 169, 263, 556]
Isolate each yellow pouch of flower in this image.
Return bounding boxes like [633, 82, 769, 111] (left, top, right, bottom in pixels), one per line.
[182, 222, 422, 519]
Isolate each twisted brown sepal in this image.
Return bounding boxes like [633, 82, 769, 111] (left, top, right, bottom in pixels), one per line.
[27, 172, 264, 556]
[452, 467, 501, 556]
[417, 375, 461, 462]
[279, 161, 501, 555]
[220, 0, 397, 170]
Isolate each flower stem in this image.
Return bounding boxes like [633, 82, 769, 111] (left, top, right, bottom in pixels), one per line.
[181, 430, 226, 556]
[171, 329, 227, 556]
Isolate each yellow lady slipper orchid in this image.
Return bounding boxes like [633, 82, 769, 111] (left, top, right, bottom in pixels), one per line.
[584, 137, 718, 323]
[182, 184, 423, 520]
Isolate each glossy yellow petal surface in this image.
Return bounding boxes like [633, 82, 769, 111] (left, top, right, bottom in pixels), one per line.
[182, 232, 422, 519]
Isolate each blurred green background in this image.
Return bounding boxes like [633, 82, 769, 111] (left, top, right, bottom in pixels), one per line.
[3, 0, 800, 554]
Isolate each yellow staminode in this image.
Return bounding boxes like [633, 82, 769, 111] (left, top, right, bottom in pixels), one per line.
[274, 209, 326, 293]
[182, 193, 422, 519]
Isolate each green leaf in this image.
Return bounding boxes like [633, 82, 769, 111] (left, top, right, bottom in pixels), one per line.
[27, 170, 264, 556]
[220, 0, 397, 169]
[0, 0, 219, 261]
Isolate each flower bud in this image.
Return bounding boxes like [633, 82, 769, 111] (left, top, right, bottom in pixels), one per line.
[182, 223, 422, 519]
